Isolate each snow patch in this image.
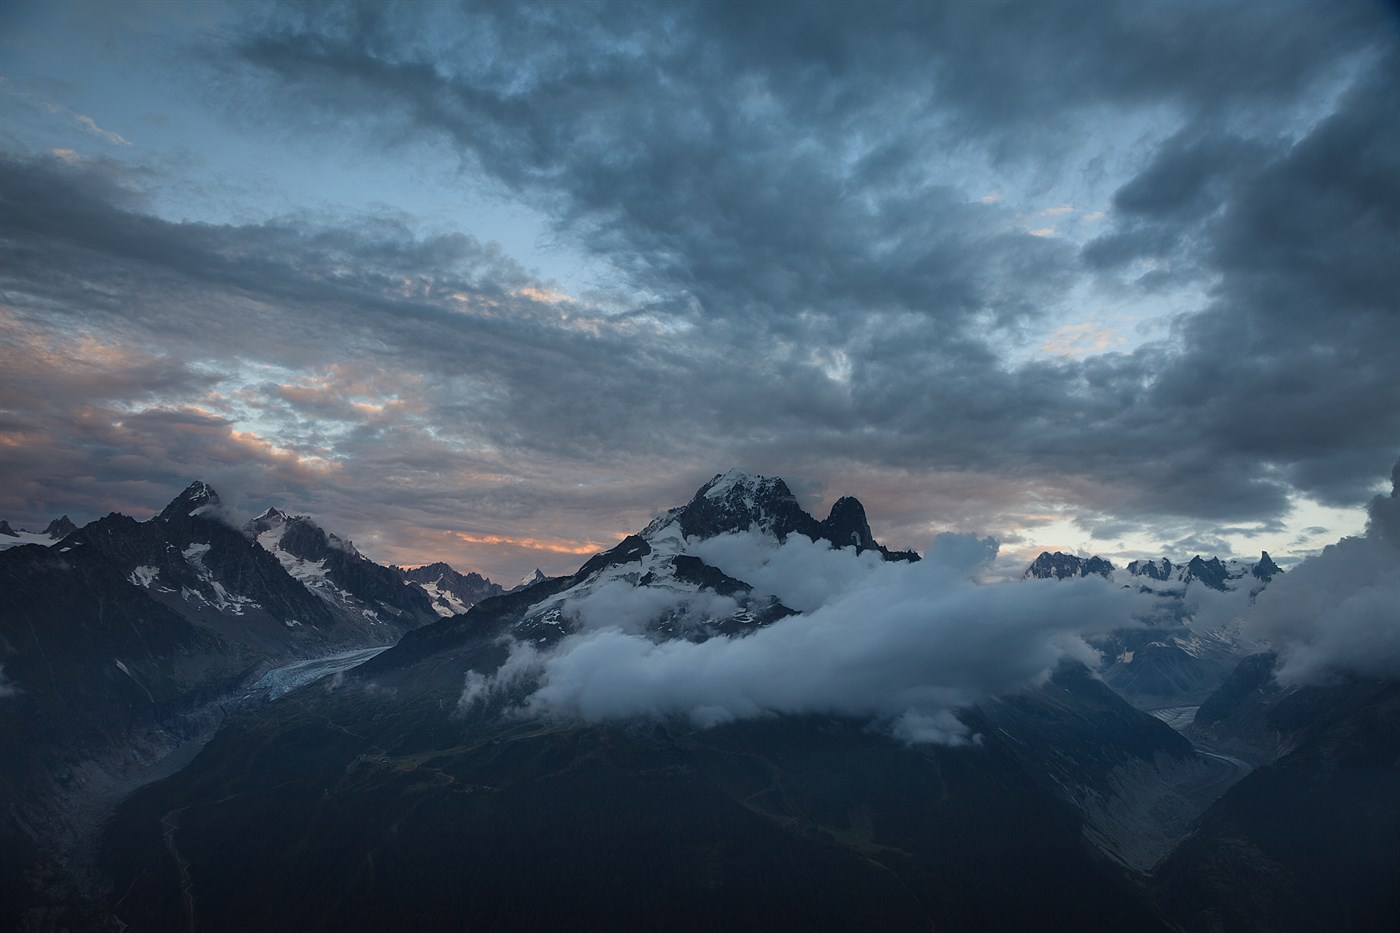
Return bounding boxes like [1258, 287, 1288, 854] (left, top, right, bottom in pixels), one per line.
[418, 582, 469, 617]
[129, 565, 160, 588]
[182, 542, 212, 569]
[0, 530, 61, 551]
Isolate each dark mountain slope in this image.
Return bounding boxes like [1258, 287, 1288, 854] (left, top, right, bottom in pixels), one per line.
[101, 678, 1169, 933]
[94, 473, 1188, 931]
[1157, 677, 1400, 933]
[0, 482, 438, 930]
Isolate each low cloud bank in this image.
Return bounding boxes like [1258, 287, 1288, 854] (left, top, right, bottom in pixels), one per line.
[1244, 462, 1400, 685]
[463, 532, 1148, 744]
[1181, 583, 1256, 634]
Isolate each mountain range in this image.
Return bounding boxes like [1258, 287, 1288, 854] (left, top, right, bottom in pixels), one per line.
[1023, 548, 1286, 710]
[2, 470, 1394, 932]
[0, 481, 509, 931]
[0, 516, 78, 550]
[1024, 549, 1283, 590]
[391, 562, 509, 617]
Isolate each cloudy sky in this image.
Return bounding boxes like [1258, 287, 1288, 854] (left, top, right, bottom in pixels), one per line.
[1, 0, 1396, 583]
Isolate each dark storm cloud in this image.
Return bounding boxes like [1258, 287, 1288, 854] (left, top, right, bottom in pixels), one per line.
[2, 0, 1396, 576]
[233, 14, 1077, 337]
[215, 1, 1399, 510]
[231, 0, 1384, 332]
[1, 151, 901, 573]
[1129, 58, 1400, 506]
[1082, 130, 1269, 272]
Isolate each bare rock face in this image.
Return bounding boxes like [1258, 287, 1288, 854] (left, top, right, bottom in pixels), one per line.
[395, 561, 506, 616]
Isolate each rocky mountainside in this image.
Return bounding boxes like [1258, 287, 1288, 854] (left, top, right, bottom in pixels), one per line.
[393, 561, 507, 616]
[7, 469, 1393, 932]
[247, 507, 438, 626]
[0, 481, 441, 930]
[1158, 668, 1400, 932]
[92, 471, 1246, 932]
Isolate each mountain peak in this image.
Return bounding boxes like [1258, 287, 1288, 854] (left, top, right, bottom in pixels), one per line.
[644, 471, 915, 559]
[1252, 550, 1283, 581]
[679, 470, 807, 540]
[0, 520, 17, 537]
[42, 515, 77, 539]
[158, 480, 221, 523]
[505, 568, 549, 594]
[820, 496, 877, 552]
[1126, 557, 1174, 581]
[395, 561, 505, 615]
[1024, 551, 1115, 580]
[1183, 555, 1230, 591]
[246, 506, 294, 540]
[698, 469, 791, 502]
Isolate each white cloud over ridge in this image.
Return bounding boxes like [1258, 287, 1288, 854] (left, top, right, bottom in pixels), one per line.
[461, 533, 1148, 744]
[1244, 466, 1400, 685]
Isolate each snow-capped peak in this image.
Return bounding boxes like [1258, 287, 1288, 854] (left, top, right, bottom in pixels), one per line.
[678, 470, 808, 541]
[1120, 552, 1281, 592]
[247, 510, 360, 559]
[513, 568, 547, 591]
[1026, 551, 1283, 594]
[157, 481, 222, 522]
[183, 481, 215, 505]
[700, 469, 779, 501]
[1023, 551, 1115, 581]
